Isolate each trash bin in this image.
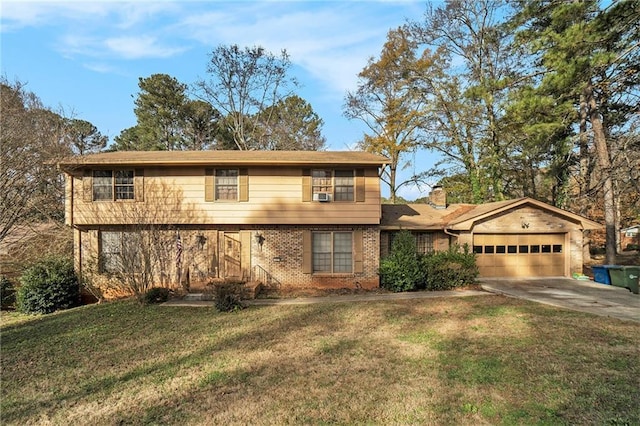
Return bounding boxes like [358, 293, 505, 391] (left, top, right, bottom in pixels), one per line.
[608, 266, 640, 294]
[592, 265, 615, 285]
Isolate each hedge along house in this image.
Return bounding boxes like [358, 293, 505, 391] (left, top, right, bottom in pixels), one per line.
[381, 187, 602, 278]
[58, 151, 389, 295]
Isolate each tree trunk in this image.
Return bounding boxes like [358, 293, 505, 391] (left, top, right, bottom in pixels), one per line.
[585, 82, 616, 265]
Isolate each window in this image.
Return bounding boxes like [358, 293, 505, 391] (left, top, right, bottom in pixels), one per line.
[507, 245, 517, 254]
[312, 170, 332, 199]
[313, 231, 353, 273]
[415, 232, 434, 254]
[334, 170, 354, 201]
[311, 169, 354, 202]
[473, 245, 483, 254]
[496, 245, 506, 254]
[100, 231, 122, 273]
[215, 169, 238, 200]
[92, 170, 134, 201]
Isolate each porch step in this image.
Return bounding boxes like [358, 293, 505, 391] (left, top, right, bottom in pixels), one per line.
[183, 293, 203, 301]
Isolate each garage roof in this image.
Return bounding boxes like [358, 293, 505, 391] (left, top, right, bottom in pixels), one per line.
[381, 198, 602, 231]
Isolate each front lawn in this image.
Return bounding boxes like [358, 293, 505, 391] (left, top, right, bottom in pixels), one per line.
[1, 296, 638, 425]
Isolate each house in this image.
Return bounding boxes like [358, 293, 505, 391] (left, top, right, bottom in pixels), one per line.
[621, 225, 640, 250]
[381, 187, 602, 278]
[58, 151, 603, 296]
[57, 151, 389, 294]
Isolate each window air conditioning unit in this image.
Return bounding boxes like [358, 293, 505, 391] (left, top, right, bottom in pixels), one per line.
[313, 192, 331, 202]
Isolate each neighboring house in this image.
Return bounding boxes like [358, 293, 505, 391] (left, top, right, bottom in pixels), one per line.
[621, 225, 640, 250]
[381, 187, 602, 278]
[58, 151, 389, 292]
[58, 151, 603, 295]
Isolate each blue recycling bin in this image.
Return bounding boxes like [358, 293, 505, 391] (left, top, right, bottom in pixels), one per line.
[592, 265, 615, 285]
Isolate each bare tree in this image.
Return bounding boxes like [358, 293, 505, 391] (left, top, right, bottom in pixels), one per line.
[0, 80, 73, 243]
[194, 44, 298, 150]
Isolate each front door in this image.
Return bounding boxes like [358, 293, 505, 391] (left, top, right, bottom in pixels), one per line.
[223, 233, 242, 279]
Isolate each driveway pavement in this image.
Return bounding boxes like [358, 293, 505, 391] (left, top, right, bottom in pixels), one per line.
[164, 278, 640, 323]
[480, 278, 640, 322]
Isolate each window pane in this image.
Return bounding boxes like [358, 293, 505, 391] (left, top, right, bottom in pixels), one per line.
[313, 233, 331, 273]
[552, 245, 563, 253]
[473, 245, 483, 254]
[312, 170, 332, 196]
[215, 169, 238, 200]
[333, 232, 352, 252]
[114, 170, 134, 200]
[415, 233, 434, 254]
[519, 245, 529, 254]
[496, 245, 506, 254]
[333, 232, 352, 273]
[334, 170, 354, 201]
[101, 231, 121, 273]
[485, 245, 495, 254]
[507, 245, 517, 254]
[541, 244, 551, 253]
[93, 170, 113, 200]
[530, 245, 540, 253]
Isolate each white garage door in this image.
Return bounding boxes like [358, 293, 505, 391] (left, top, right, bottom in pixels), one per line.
[473, 234, 566, 278]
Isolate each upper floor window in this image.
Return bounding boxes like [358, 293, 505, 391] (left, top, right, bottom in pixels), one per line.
[93, 170, 134, 201]
[311, 169, 354, 202]
[215, 169, 238, 201]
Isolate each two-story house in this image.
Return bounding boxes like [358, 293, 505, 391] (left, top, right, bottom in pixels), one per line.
[59, 150, 603, 297]
[58, 151, 389, 294]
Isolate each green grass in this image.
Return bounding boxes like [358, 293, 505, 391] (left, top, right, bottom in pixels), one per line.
[1, 295, 639, 425]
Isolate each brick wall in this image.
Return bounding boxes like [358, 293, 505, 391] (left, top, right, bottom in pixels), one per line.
[250, 225, 380, 290]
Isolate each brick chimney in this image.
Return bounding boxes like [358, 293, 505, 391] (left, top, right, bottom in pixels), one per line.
[429, 185, 447, 209]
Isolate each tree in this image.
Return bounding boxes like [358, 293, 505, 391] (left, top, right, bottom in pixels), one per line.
[511, 0, 640, 264]
[65, 119, 107, 155]
[408, 0, 522, 203]
[195, 44, 299, 150]
[0, 80, 73, 243]
[344, 28, 428, 203]
[113, 74, 220, 151]
[257, 95, 326, 150]
[181, 100, 222, 150]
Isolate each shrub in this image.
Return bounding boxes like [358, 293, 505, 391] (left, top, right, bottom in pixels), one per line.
[379, 230, 424, 292]
[144, 287, 170, 304]
[421, 244, 478, 291]
[213, 281, 244, 312]
[16, 257, 80, 314]
[1, 275, 16, 310]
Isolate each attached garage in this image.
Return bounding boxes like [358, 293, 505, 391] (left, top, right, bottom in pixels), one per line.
[381, 194, 602, 279]
[473, 233, 566, 277]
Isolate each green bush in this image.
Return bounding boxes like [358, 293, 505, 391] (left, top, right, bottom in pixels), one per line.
[421, 244, 478, 291]
[213, 281, 244, 312]
[379, 231, 424, 292]
[1, 275, 16, 310]
[144, 287, 170, 304]
[16, 257, 80, 314]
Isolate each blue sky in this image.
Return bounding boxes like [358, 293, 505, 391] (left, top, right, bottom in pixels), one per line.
[1, 0, 440, 200]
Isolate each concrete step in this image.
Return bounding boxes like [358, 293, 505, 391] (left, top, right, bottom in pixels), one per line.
[184, 293, 205, 301]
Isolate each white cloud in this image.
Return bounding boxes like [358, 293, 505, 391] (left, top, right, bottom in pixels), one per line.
[175, 3, 401, 96]
[104, 35, 187, 59]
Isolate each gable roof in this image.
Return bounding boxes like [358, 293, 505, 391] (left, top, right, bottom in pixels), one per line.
[381, 197, 602, 231]
[58, 150, 389, 171]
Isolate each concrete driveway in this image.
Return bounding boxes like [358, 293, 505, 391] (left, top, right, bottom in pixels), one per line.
[480, 278, 640, 322]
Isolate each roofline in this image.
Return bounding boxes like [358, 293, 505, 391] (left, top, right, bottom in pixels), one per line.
[57, 150, 390, 172]
[448, 197, 603, 230]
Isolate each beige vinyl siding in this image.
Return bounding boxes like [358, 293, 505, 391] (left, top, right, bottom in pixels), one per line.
[72, 166, 382, 225]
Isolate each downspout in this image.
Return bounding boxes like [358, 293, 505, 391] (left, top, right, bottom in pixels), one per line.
[443, 228, 460, 250]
